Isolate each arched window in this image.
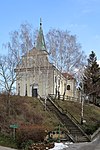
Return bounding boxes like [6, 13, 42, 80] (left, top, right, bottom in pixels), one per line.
[67, 85, 70, 90]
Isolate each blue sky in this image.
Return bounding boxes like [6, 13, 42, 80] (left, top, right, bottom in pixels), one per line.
[0, 0, 100, 60]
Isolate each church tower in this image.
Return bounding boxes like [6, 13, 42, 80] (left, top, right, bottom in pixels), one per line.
[36, 18, 47, 51]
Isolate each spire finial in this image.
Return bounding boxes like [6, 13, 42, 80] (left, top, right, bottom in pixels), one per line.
[40, 18, 42, 27]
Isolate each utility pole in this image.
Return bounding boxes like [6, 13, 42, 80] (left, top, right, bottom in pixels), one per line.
[79, 81, 84, 125]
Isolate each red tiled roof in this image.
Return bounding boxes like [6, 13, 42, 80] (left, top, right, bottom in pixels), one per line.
[62, 73, 74, 80]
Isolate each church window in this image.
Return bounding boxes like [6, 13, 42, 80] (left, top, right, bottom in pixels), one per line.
[67, 85, 70, 90]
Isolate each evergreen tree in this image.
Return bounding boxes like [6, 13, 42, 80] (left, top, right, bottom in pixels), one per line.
[83, 51, 100, 104]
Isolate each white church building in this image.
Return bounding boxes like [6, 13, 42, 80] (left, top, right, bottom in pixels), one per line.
[15, 21, 78, 99]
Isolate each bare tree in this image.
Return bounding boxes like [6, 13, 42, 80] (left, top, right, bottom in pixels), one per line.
[20, 22, 34, 55]
[0, 55, 21, 95]
[0, 31, 20, 94]
[0, 23, 87, 97]
[0, 22, 35, 93]
[46, 29, 86, 78]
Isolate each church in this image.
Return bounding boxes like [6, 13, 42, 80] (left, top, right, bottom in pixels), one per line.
[15, 20, 78, 99]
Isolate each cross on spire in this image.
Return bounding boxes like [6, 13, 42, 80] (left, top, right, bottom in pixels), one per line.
[40, 18, 42, 27]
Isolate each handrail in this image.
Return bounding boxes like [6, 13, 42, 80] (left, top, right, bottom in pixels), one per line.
[48, 94, 79, 102]
[61, 108, 91, 141]
[58, 104, 81, 125]
[47, 96, 76, 142]
[49, 94, 81, 126]
[91, 127, 100, 140]
[48, 95, 91, 142]
[48, 94, 80, 124]
[49, 94, 85, 129]
[38, 94, 46, 107]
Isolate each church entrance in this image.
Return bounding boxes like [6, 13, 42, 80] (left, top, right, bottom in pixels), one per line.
[32, 83, 38, 97]
[32, 88, 38, 97]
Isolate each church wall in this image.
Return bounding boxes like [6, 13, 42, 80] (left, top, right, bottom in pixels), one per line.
[16, 66, 54, 98]
[38, 67, 54, 97]
[66, 79, 74, 97]
[16, 67, 78, 99]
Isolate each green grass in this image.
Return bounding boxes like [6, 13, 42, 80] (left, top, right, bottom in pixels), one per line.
[0, 134, 17, 148]
[55, 100, 100, 134]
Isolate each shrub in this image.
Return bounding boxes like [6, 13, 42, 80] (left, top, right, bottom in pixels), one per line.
[0, 134, 17, 148]
[16, 124, 47, 149]
[84, 123, 99, 135]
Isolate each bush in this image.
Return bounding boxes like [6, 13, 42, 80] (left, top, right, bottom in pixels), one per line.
[84, 123, 99, 135]
[16, 124, 47, 149]
[0, 134, 17, 148]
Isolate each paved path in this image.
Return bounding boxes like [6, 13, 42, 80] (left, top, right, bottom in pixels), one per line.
[66, 134, 100, 150]
[0, 146, 17, 150]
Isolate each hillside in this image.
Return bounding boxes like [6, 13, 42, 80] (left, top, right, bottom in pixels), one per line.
[55, 100, 100, 134]
[0, 94, 100, 135]
[0, 94, 60, 134]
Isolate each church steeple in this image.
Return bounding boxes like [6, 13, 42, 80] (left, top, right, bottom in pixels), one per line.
[36, 18, 47, 51]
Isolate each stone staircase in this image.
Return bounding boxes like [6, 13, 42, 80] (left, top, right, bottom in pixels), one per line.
[45, 96, 91, 143]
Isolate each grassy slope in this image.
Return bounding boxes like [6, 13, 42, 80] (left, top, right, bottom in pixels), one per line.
[0, 95, 100, 148]
[0, 95, 100, 133]
[0, 95, 60, 131]
[55, 100, 100, 133]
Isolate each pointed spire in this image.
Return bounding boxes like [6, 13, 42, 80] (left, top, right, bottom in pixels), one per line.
[36, 18, 47, 51]
[40, 18, 42, 28]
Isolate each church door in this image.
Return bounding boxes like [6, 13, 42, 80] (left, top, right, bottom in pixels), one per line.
[32, 88, 38, 97]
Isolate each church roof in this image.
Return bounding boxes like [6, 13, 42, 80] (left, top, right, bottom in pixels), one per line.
[62, 73, 75, 80]
[36, 18, 47, 51]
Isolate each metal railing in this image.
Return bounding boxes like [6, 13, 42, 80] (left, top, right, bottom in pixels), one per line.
[48, 95, 91, 142]
[48, 94, 79, 102]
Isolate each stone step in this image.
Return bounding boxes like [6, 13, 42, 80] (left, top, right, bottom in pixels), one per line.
[46, 97, 90, 142]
